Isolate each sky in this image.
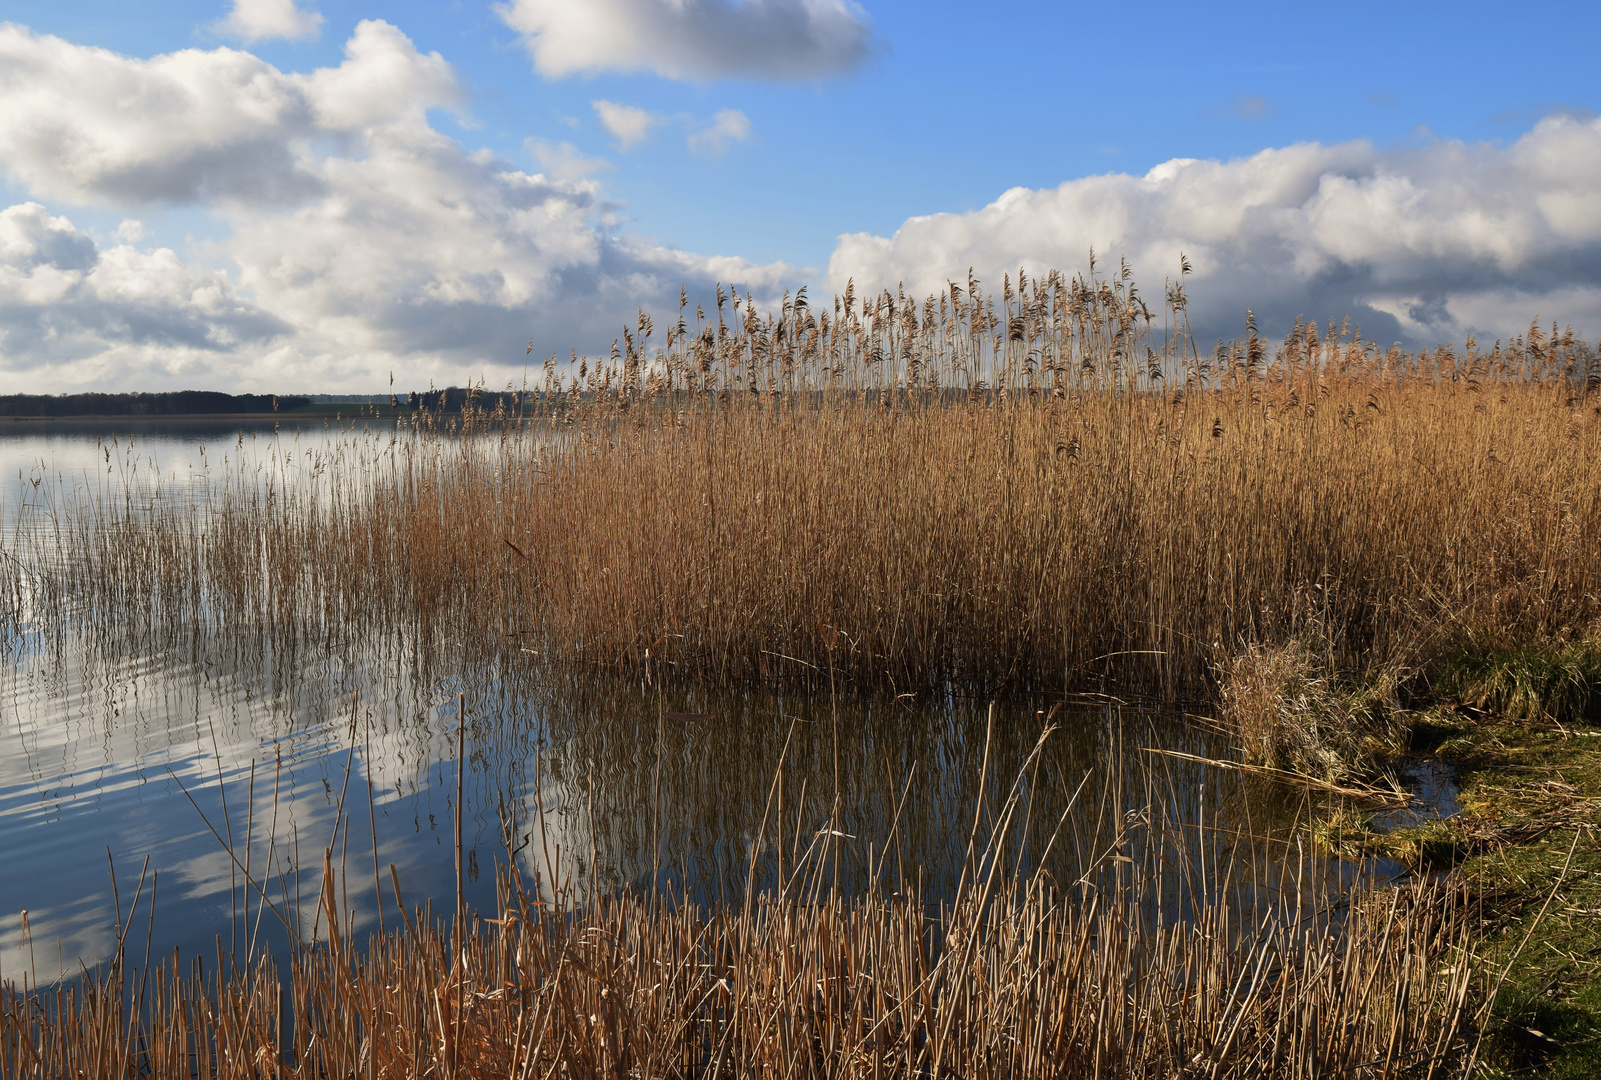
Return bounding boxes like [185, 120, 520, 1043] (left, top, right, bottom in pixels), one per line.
[1, 0, 1598, 393]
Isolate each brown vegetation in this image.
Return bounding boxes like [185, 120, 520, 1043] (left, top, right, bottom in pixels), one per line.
[22, 261, 1600, 706]
[3, 877, 1476, 1079]
[3, 732, 1476, 1079]
[5, 258, 1595, 1074]
[1214, 639, 1401, 780]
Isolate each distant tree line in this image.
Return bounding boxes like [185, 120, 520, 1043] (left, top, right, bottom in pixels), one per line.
[0, 388, 541, 418]
[407, 388, 528, 412]
[0, 392, 310, 417]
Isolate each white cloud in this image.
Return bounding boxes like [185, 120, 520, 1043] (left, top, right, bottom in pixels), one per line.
[687, 109, 752, 156]
[593, 100, 751, 156]
[0, 20, 465, 211]
[0, 202, 289, 387]
[527, 138, 611, 181]
[300, 19, 465, 132]
[0, 22, 789, 392]
[219, 125, 789, 384]
[496, 0, 875, 81]
[0, 202, 97, 273]
[215, 0, 324, 44]
[592, 100, 660, 150]
[0, 23, 319, 208]
[828, 115, 1601, 347]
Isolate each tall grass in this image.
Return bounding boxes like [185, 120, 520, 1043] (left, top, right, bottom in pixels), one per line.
[3, 873, 1476, 1078]
[2, 730, 1477, 1079]
[6, 259, 1582, 1073]
[22, 261, 1600, 702]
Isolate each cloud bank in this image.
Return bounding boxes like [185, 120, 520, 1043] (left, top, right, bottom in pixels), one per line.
[829, 116, 1601, 348]
[0, 202, 289, 388]
[0, 21, 788, 392]
[496, 0, 876, 81]
[3, 17, 1599, 393]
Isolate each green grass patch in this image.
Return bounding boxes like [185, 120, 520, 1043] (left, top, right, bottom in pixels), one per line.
[1301, 704, 1601, 1075]
[1377, 716, 1601, 1076]
[1435, 639, 1601, 726]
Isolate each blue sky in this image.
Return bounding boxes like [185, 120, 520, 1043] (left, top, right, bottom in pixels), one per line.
[1, 0, 1598, 392]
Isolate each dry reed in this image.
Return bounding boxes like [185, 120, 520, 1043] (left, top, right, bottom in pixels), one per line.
[16, 261, 1598, 705]
[2, 728, 1478, 1079]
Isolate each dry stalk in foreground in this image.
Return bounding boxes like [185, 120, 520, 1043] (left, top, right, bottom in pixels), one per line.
[0, 871, 1476, 1078]
[3, 770, 1477, 1079]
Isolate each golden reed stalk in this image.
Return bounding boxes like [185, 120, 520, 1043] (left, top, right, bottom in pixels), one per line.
[4, 737, 1477, 1079]
[25, 262, 1598, 701]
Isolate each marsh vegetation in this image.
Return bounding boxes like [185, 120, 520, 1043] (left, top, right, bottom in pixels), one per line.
[2, 259, 1599, 1075]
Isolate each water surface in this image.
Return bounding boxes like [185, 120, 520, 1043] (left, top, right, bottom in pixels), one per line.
[0, 421, 1395, 987]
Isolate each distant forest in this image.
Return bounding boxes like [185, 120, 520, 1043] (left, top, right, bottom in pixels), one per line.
[0, 392, 310, 417]
[407, 388, 527, 412]
[0, 388, 538, 417]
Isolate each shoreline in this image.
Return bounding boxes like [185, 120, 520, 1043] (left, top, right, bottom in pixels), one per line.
[1, 410, 414, 422]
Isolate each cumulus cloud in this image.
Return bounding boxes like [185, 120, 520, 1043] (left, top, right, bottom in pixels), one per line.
[526, 138, 611, 181]
[496, 0, 876, 81]
[592, 100, 659, 150]
[829, 115, 1601, 347]
[215, 0, 325, 44]
[219, 125, 788, 384]
[0, 19, 464, 211]
[0, 21, 789, 392]
[0, 202, 290, 387]
[687, 109, 752, 156]
[299, 20, 464, 131]
[0, 23, 319, 207]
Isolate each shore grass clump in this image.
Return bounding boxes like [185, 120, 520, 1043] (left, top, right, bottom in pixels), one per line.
[1435, 637, 1601, 726]
[1216, 638, 1401, 780]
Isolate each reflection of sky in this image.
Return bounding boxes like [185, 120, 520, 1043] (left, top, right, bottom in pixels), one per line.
[0, 587, 1347, 984]
[0, 424, 1414, 988]
[5, 599, 1265, 983]
[0, 418, 432, 541]
[0, 616, 486, 981]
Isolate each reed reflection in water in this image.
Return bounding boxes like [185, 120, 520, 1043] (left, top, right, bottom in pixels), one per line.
[0, 570, 1339, 985]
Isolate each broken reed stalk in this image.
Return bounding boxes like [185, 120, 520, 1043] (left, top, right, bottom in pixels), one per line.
[17, 262, 1599, 706]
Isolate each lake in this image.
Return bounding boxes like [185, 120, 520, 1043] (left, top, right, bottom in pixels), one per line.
[0, 419, 1417, 988]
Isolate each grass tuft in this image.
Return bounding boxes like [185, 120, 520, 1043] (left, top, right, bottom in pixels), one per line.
[1435, 638, 1601, 726]
[1215, 638, 1401, 780]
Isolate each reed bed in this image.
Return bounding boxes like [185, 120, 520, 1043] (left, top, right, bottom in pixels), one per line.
[2, 879, 1476, 1079]
[18, 263, 1600, 703]
[2, 728, 1478, 1080]
[10, 258, 1579, 1073]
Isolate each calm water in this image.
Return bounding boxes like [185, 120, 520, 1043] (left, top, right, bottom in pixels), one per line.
[0, 416, 408, 530]
[0, 421, 1404, 988]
